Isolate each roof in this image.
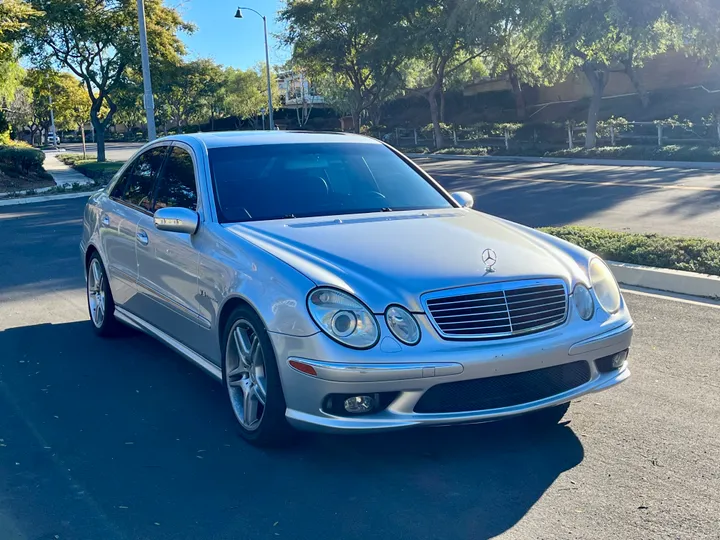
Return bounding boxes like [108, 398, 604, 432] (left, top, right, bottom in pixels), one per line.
[170, 131, 380, 150]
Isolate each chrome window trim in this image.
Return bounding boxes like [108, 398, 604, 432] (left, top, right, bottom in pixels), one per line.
[421, 278, 569, 340]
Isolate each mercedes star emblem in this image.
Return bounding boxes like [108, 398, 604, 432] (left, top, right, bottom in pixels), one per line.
[482, 248, 497, 272]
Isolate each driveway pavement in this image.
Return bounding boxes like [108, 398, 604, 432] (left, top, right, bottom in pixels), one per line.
[63, 143, 720, 239]
[0, 198, 718, 539]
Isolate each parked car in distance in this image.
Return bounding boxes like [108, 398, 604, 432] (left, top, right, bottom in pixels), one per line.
[47, 133, 61, 145]
[81, 131, 633, 446]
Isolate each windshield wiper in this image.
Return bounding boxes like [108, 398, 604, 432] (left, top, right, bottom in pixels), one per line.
[282, 214, 297, 219]
[380, 207, 393, 212]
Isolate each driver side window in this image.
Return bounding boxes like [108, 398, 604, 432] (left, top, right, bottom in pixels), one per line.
[111, 146, 168, 212]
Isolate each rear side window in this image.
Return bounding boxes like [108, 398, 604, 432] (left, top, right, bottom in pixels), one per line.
[153, 147, 198, 211]
[123, 147, 168, 211]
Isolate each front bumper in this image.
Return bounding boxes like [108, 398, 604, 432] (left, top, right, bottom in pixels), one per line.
[271, 317, 634, 433]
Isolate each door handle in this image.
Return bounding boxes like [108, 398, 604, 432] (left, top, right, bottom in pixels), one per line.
[101, 215, 110, 226]
[136, 230, 149, 246]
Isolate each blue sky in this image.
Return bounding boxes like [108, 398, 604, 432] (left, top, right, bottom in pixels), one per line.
[175, 0, 292, 69]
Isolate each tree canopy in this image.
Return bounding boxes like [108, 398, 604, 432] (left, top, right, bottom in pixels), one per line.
[21, 0, 193, 160]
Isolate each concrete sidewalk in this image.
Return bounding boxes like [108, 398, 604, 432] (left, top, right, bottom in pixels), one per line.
[408, 152, 720, 170]
[43, 153, 94, 187]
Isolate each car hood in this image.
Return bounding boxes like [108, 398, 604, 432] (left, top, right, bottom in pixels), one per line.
[224, 209, 589, 313]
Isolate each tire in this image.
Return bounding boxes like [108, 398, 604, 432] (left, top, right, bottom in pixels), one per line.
[519, 402, 570, 429]
[222, 305, 293, 446]
[86, 252, 121, 337]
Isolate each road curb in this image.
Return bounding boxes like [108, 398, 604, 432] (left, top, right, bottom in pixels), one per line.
[407, 153, 720, 170]
[609, 261, 720, 299]
[0, 191, 95, 207]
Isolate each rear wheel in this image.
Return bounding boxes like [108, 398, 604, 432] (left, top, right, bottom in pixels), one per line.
[86, 253, 120, 337]
[222, 306, 292, 446]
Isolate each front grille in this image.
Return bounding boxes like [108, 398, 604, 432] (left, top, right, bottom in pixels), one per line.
[414, 361, 591, 413]
[425, 281, 568, 340]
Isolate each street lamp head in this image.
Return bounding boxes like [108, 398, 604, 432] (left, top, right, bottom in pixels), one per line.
[234, 8, 243, 18]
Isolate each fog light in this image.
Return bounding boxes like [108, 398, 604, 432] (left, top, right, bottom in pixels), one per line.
[611, 349, 629, 368]
[343, 395, 375, 414]
[595, 349, 629, 373]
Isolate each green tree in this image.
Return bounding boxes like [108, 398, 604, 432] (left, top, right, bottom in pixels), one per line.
[399, 0, 501, 147]
[0, 0, 38, 56]
[542, 0, 689, 148]
[20, 68, 58, 145]
[221, 65, 279, 129]
[281, 0, 412, 133]
[22, 0, 193, 161]
[54, 73, 92, 157]
[484, 0, 561, 120]
[155, 59, 225, 133]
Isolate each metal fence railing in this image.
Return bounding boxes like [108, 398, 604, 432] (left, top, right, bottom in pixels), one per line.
[375, 120, 720, 150]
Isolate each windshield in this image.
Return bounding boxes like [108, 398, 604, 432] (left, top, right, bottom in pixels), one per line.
[208, 142, 453, 223]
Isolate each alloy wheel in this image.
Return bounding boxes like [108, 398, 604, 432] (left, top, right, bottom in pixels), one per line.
[87, 258, 107, 328]
[225, 319, 268, 431]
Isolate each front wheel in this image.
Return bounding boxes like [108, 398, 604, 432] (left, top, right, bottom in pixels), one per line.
[86, 253, 120, 337]
[222, 306, 293, 446]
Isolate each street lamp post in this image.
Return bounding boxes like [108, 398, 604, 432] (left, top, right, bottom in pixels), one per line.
[234, 7, 274, 130]
[137, 0, 157, 140]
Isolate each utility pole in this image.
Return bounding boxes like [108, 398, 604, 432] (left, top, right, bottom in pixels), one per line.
[48, 91, 57, 148]
[137, 0, 157, 140]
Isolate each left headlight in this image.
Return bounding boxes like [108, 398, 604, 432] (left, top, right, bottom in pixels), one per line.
[589, 258, 622, 314]
[307, 288, 379, 349]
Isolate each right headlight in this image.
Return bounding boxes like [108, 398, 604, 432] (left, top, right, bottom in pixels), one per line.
[385, 305, 421, 345]
[307, 288, 379, 349]
[589, 258, 622, 314]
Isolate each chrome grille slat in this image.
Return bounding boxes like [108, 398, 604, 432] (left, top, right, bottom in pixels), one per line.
[506, 294, 566, 306]
[433, 309, 510, 319]
[424, 280, 568, 340]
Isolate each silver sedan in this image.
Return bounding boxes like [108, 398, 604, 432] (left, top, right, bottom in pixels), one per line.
[81, 132, 633, 445]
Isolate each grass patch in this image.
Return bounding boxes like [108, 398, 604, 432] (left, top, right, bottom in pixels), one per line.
[57, 154, 124, 184]
[539, 226, 720, 276]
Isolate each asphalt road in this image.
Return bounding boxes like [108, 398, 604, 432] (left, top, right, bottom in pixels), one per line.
[62, 142, 720, 239]
[0, 198, 718, 540]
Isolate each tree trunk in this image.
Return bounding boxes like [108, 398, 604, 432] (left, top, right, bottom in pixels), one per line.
[90, 99, 115, 162]
[94, 123, 106, 162]
[351, 110, 360, 134]
[80, 123, 87, 160]
[210, 109, 215, 131]
[582, 63, 609, 149]
[427, 88, 443, 148]
[624, 61, 649, 108]
[508, 66, 526, 120]
[440, 90, 446, 124]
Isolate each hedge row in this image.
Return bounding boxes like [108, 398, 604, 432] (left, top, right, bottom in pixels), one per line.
[540, 226, 720, 276]
[0, 145, 45, 174]
[403, 144, 720, 163]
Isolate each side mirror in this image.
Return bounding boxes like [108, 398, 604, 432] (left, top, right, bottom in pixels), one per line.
[451, 191, 474, 208]
[153, 207, 199, 234]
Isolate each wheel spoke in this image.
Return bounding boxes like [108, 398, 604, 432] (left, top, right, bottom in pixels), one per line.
[96, 300, 105, 324]
[91, 261, 101, 286]
[227, 365, 245, 382]
[243, 383, 260, 426]
[233, 327, 253, 368]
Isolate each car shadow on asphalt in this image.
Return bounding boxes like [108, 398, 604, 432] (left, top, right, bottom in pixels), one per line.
[0, 320, 584, 540]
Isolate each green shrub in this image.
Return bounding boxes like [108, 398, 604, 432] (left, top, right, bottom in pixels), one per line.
[56, 153, 96, 166]
[74, 160, 124, 184]
[435, 146, 489, 156]
[0, 145, 45, 174]
[539, 226, 720, 276]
